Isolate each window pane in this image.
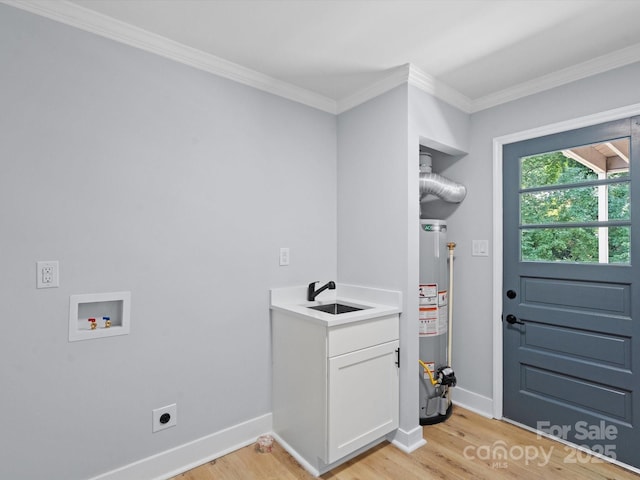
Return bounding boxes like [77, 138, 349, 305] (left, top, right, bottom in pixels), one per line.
[609, 182, 631, 220]
[519, 138, 631, 264]
[520, 139, 630, 189]
[521, 226, 630, 264]
[520, 183, 630, 225]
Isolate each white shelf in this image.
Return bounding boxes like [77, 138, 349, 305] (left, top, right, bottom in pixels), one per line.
[68, 291, 131, 342]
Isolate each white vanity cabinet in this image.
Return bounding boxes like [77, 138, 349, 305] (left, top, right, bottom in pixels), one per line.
[271, 309, 399, 475]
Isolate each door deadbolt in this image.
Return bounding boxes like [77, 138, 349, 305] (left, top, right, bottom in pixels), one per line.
[506, 290, 517, 299]
[505, 314, 524, 325]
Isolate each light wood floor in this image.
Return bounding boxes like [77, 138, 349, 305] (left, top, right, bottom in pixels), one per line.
[172, 407, 639, 480]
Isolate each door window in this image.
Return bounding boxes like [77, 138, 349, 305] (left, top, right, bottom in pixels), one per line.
[519, 139, 631, 264]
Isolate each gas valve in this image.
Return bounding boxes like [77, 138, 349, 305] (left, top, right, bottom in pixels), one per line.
[437, 366, 457, 387]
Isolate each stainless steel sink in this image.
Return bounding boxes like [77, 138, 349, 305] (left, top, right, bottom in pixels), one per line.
[307, 303, 363, 315]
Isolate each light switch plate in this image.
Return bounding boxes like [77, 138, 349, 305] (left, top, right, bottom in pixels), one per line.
[472, 240, 489, 257]
[279, 247, 290, 266]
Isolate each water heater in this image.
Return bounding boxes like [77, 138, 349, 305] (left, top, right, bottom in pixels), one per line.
[419, 219, 456, 424]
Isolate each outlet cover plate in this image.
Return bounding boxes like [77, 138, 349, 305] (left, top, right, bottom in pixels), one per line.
[152, 403, 177, 433]
[37, 260, 59, 288]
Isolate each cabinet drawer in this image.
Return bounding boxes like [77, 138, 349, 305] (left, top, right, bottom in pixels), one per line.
[328, 314, 399, 357]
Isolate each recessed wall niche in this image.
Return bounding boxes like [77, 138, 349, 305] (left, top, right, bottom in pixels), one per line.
[69, 291, 131, 342]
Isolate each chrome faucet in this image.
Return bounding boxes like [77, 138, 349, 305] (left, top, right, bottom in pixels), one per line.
[307, 280, 336, 301]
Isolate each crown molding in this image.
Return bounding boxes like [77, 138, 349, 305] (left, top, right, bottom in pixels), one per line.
[335, 64, 475, 115]
[5, 0, 640, 117]
[336, 64, 411, 114]
[2, 0, 338, 114]
[471, 42, 640, 113]
[3, 0, 473, 116]
[407, 65, 473, 113]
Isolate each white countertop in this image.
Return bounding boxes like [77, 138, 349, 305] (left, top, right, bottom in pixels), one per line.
[270, 283, 402, 326]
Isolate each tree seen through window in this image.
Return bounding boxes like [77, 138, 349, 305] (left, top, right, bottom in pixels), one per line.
[519, 146, 630, 264]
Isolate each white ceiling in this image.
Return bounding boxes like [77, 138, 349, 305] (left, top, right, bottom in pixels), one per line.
[8, 0, 640, 113]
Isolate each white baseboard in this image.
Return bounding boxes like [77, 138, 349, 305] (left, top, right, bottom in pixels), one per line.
[270, 432, 321, 477]
[388, 425, 427, 453]
[272, 431, 389, 477]
[89, 413, 273, 480]
[451, 387, 494, 418]
[85, 389, 491, 480]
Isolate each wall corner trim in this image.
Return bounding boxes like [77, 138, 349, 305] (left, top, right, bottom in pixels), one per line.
[387, 425, 427, 454]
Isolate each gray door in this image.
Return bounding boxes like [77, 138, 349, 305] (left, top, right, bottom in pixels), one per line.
[503, 117, 640, 467]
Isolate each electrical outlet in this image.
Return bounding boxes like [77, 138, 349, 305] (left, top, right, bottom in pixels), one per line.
[36, 260, 59, 288]
[43, 266, 53, 283]
[152, 403, 177, 433]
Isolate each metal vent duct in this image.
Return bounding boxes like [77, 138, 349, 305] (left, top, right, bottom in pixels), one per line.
[419, 173, 467, 203]
[419, 152, 466, 204]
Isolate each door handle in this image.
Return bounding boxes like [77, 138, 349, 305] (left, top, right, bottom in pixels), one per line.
[505, 314, 525, 325]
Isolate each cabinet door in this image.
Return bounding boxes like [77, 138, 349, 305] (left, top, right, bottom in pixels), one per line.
[327, 340, 399, 463]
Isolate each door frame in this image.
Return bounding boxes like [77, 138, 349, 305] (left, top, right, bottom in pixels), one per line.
[491, 101, 640, 420]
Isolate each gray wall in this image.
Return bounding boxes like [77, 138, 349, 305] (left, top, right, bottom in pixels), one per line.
[0, 6, 336, 479]
[409, 86, 470, 156]
[337, 86, 409, 291]
[443, 61, 640, 401]
[337, 85, 414, 431]
[337, 84, 470, 440]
